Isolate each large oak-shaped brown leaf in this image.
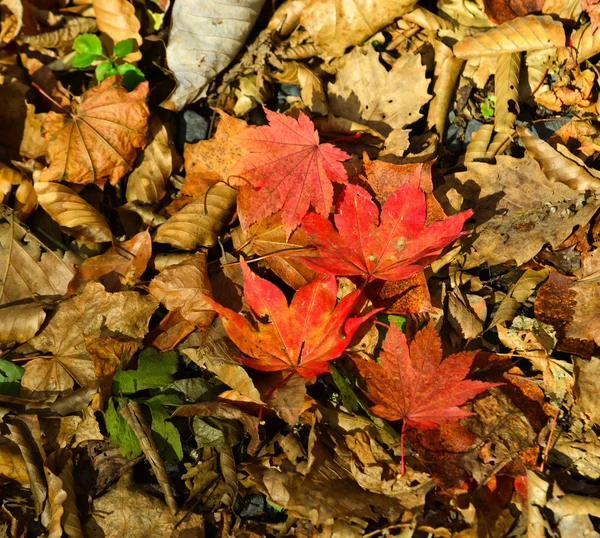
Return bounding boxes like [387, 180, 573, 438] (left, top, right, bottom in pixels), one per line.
[355, 321, 496, 429]
[39, 76, 149, 187]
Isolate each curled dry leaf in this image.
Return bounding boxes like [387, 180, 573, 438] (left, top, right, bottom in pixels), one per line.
[0, 303, 46, 344]
[18, 17, 98, 49]
[267, 0, 316, 36]
[494, 53, 521, 134]
[148, 251, 216, 330]
[34, 182, 113, 243]
[0, 442, 29, 485]
[206, 259, 378, 376]
[0, 206, 75, 304]
[153, 183, 237, 249]
[67, 230, 152, 294]
[162, 0, 266, 111]
[126, 115, 180, 206]
[329, 48, 431, 137]
[40, 76, 150, 187]
[570, 22, 600, 63]
[453, 15, 565, 59]
[300, 0, 418, 57]
[92, 0, 142, 61]
[517, 126, 600, 191]
[272, 61, 327, 114]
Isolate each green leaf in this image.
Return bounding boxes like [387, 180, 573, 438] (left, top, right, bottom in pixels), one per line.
[105, 397, 142, 459]
[73, 33, 103, 55]
[329, 365, 360, 414]
[95, 61, 113, 82]
[0, 358, 24, 397]
[113, 348, 179, 395]
[193, 416, 242, 450]
[114, 39, 137, 58]
[116, 63, 146, 91]
[72, 52, 99, 69]
[145, 394, 183, 461]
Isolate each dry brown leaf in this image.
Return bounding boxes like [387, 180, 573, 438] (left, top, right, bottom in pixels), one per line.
[162, 0, 266, 111]
[84, 471, 204, 537]
[22, 282, 158, 396]
[272, 62, 327, 114]
[182, 110, 248, 196]
[518, 126, 600, 191]
[153, 184, 237, 249]
[18, 16, 98, 49]
[92, 0, 141, 61]
[0, 441, 29, 485]
[14, 177, 37, 221]
[300, 0, 418, 58]
[570, 22, 600, 63]
[0, 303, 46, 344]
[447, 289, 485, 339]
[328, 47, 430, 137]
[0, 206, 75, 304]
[21, 102, 47, 159]
[34, 182, 113, 243]
[149, 252, 215, 330]
[567, 281, 600, 345]
[494, 53, 521, 134]
[39, 76, 149, 187]
[439, 155, 600, 268]
[126, 114, 180, 206]
[465, 124, 494, 162]
[232, 213, 317, 290]
[574, 357, 600, 424]
[267, 0, 317, 36]
[67, 230, 152, 294]
[453, 15, 565, 58]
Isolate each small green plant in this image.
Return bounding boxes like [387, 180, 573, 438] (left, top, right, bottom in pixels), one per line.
[72, 33, 145, 90]
[480, 95, 496, 119]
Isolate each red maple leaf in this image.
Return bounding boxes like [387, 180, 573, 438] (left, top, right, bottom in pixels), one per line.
[232, 109, 350, 235]
[356, 321, 496, 428]
[355, 321, 496, 473]
[300, 183, 473, 281]
[205, 259, 378, 377]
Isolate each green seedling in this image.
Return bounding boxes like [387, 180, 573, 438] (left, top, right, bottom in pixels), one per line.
[480, 95, 496, 119]
[72, 34, 145, 90]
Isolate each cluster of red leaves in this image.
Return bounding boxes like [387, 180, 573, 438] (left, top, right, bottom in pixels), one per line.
[207, 110, 489, 449]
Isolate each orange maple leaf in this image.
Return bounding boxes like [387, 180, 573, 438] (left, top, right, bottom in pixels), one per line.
[206, 259, 378, 377]
[232, 109, 350, 235]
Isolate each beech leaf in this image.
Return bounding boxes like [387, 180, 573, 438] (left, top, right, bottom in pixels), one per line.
[39, 76, 150, 187]
[301, 183, 472, 282]
[355, 321, 496, 428]
[205, 259, 378, 377]
[232, 109, 350, 235]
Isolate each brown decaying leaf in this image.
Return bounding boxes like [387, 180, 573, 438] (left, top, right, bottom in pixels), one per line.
[574, 357, 600, 424]
[182, 110, 248, 196]
[153, 184, 237, 249]
[484, 0, 546, 24]
[15, 177, 37, 221]
[18, 16, 98, 49]
[67, 230, 152, 294]
[465, 124, 494, 162]
[92, 0, 142, 61]
[149, 251, 216, 330]
[328, 48, 431, 137]
[267, 0, 316, 36]
[566, 281, 600, 345]
[0, 303, 46, 344]
[34, 182, 113, 243]
[39, 76, 149, 187]
[0, 441, 29, 485]
[570, 22, 600, 63]
[453, 15, 565, 59]
[272, 61, 327, 115]
[126, 115, 180, 206]
[494, 53, 521, 134]
[0, 206, 75, 304]
[300, 0, 418, 57]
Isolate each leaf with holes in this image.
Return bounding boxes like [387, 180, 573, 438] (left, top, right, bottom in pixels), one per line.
[300, 183, 472, 282]
[205, 259, 378, 377]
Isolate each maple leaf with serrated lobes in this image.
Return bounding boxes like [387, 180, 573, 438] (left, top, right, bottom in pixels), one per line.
[300, 183, 473, 281]
[231, 108, 350, 235]
[205, 259, 379, 377]
[355, 321, 497, 473]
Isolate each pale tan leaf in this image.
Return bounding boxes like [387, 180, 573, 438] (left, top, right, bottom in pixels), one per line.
[149, 252, 215, 330]
[19, 16, 98, 49]
[486, 130, 512, 159]
[453, 15, 565, 59]
[0, 206, 75, 304]
[126, 115, 180, 206]
[92, 0, 141, 61]
[154, 184, 237, 249]
[162, 0, 266, 111]
[380, 129, 410, 159]
[489, 268, 549, 328]
[0, 162, 20, 204]
[267, 0, 317, 36]
[43, 462, 67, 538]
[570, 22, 600, 64]
[567, 281, 600, 345]
[234, 75, 268, 117]
[300, 0, 418, 57]
[494, 53, 521, 134]
[328, 48, 430, 136]
[403, 6, 456, 31]
[447, 289, 484, 339]
[120, 402, 177, 514]
[0, 303, 45, 344]
[518, 126, 600, 191]
[464, 124, 493, 162]
[574, 356, 600, 424]
[39, 76, 149, 187]
[14, 177, 37, 221]
[272, 62, 327, 114]
[34, 182, 113, 243]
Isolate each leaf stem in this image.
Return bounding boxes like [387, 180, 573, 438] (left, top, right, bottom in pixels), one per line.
[31, 82, 73, 117]
[400, 419, 406, 476]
